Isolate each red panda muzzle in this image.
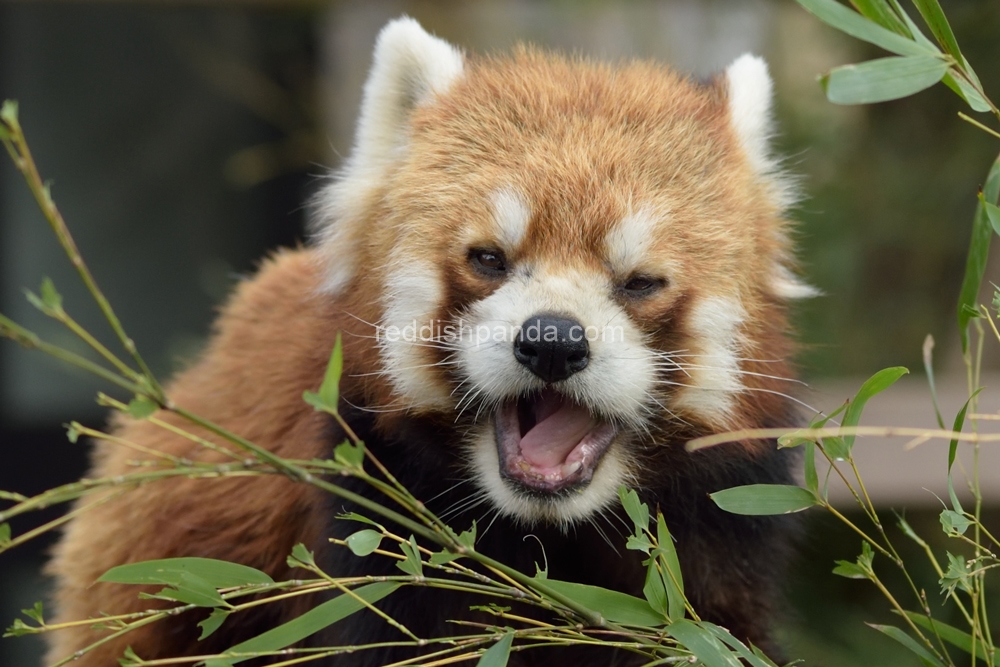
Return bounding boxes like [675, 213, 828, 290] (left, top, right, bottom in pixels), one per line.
[496, 390, 617, 492]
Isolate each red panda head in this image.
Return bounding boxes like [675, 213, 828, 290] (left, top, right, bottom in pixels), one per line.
[312, 18, 814, 526]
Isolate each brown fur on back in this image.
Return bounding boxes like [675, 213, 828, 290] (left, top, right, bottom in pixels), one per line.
[45, 250, 341, 663]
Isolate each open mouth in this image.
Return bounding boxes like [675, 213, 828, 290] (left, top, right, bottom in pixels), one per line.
[494, 388, 617, 494]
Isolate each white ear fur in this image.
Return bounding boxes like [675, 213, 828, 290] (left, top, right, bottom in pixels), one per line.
[313, 17, 465, 293]
[725, 54, 775, 179]
[771, 265, 821, 300]
[726, 55, 817, 300]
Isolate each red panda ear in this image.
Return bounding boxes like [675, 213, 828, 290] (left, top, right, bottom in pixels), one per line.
[313, 17, 465, 293]
[725, 54, 777, 186]
[725, 53, 800, 213]
[351, 17, 465, 177]
[725, 54, 818, 301]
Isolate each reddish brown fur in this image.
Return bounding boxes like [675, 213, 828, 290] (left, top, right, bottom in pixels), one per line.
[47, 47, 801, 664]
[46, 251, 339, 663]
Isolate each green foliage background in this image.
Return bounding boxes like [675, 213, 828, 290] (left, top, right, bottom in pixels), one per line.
[783, 1, 1000, 376]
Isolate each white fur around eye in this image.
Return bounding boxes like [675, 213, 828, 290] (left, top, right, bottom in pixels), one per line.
[490, 187, 531, 251]
[604, 208, 663, 276]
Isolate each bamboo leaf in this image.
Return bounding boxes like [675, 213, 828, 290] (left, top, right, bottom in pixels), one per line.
[804, 442, 819, 495]
[823, 55, 948, 105]
[307, 333, 343, 412]
[910, 0, 963, 62]
[539, 579, 663, 626]
[345, 529, 383, 557]
[0, 100, 17, 128]
[2, 619, 34, 638]
[334, 440, 365, 469]
[618, 486, 649, 533]
[940, 552, 973, 595]
[457, 522, 477, 549]
[40, 277, 63, 311]
[199, 609, 231, 640]
[667, 620, 743, 667]
[701, 622, 777, 667]
[338, 512, 383, 528]
[655, 513, 685, 621]
[868, 623, 946, 667]
[208, 582, 401, 666]
[897, 515, 930, 550]
[922, 334, 945, 429]
[795, 0, 933, 56]
[946, 388, 980, 513]
[958, 155, 1000, 351]
[475, 630, 514, 667]
[429, 551, 461, 565]
[849, 0, 910, 35]
[710, 484, 818, 516]
[321, 334, 343, 407]
[832, 560, 869, 579]
[99, 557, 274, 588]
[396, 535, 423, 577]
[842, 367, 909, 451]
[887, 0, 939, 50]
[939, 509, 971, 536]
[822, 436, 851, 461]
[942, 72, 991, 113]
[21, 602, 44, 624]
[903, 611, 995, 661]
[119, 647, 142, 667]
[125, 395, 158, 419]
[288, 543, 316, 569]
[642, 560, 669, 619]
[153, 572, 226, 608]
[984, 196, 1000, 236]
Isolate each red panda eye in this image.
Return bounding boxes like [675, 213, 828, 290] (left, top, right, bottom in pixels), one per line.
[469, 248, 507, 277]
[621, 275, 665, 296]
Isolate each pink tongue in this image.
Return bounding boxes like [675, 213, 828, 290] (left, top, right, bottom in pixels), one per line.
[520, 392, 597, 468]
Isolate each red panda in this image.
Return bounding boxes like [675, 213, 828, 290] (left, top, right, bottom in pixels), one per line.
[46, 17, 813, 666]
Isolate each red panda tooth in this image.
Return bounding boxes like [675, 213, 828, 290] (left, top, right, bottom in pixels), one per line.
[561, 461, 582, 476]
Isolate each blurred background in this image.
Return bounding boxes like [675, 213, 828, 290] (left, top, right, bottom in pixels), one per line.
[1, 1, 998, 665]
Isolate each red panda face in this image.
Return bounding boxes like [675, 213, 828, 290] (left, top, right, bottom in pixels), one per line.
[314, 19, 813, 526]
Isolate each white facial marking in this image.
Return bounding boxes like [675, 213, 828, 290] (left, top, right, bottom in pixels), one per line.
[379, 250, 453, 411]
[490, 188, 531, 251]
[604, 208, 663, 275]
[672, 296, 746, 425]
[314, 18, 465, 294]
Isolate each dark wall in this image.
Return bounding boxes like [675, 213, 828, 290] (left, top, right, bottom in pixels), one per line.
[0, 6, 318, 665]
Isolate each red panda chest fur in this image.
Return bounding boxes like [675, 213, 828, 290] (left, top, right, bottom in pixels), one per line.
[46, 17, 810, 667]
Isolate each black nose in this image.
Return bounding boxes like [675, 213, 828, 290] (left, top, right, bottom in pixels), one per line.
[513, 314, 590, 383]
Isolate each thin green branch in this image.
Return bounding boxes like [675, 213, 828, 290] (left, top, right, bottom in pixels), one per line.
[0, 108, 165, 400]
[0, 314, 145, 396]
[27, 294, 142, 382]
[960, 112, 1000, 140]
